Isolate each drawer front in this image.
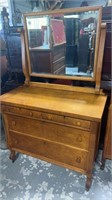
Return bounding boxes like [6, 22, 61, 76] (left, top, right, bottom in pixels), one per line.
[53, 57, 65, 72]
[2, 105, 91, 130]
[8, 115, 90, 150]
[2, 105, 41, 118]
[41, 112, 64, 124]
[9, 131, 88, 170]
[65, 117, 91, 129]
[53, 45, 65, 61]
[53, 66, 65, 75]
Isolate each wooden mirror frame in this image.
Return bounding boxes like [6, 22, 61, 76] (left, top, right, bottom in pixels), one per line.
[23, 6, 102, 82]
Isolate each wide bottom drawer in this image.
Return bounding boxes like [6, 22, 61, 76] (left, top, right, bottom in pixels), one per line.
[9, 131, 88, 170]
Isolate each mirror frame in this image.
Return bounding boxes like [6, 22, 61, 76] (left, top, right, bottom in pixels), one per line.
[23, 6, 102, 82]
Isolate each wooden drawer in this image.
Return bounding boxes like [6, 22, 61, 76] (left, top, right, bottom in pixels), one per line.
[65, 116, 91, 129]
[9, 131, 88, 170]
[2, 105, 91, 130]
[2, 105, 41, 118]
[53, 65, 65, 75]
[8, 115, 90, 150]
[41, 112, 64, 123]
[53, 45, 65, 61]
[53, 57, 65, 72]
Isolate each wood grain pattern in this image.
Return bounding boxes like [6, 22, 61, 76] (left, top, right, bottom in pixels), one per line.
[21, 30, 30, 85]
[95, 23, 106, 92]
[1, 85, 107, 121]
[9, 131, 88, 170]
[7, 115, 90, 150]
[1, 84, 107, 191]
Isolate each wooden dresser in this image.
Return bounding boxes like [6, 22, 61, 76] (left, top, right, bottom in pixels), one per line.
[29, 44, 66, 75]
[0, 6, 107, 191]
[1, 83, 107, 190]
[26, 16, 66, 75]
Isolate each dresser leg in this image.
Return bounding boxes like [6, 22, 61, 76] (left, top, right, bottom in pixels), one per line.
[85, 175, 92, 191]
[9, 150, 16, 162]
[100, 157, 106, 170]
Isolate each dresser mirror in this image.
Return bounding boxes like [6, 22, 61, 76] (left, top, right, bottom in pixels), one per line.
[24, 6, 102, 81]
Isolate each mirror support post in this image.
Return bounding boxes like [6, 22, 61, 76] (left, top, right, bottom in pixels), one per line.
[95, 23, 106, 93]
[21, 29, 30, 86]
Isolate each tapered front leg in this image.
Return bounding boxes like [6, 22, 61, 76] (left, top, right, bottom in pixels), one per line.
[100, 157, 106, 170]
[9, 150, 16, 163]
[85, 175, 92, 191]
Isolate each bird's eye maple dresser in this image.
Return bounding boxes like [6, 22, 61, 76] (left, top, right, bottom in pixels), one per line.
[0, 6, 107, 191]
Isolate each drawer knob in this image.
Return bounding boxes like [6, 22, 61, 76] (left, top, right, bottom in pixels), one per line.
[48, 115, 52, 120]
[12, 121, 16, 126]
[42, 114, 52, 120]
[77, 136, 82, 142]
[30, 112, 33, 116]
[77, 121, 81, 126]
[76, 157, 81, 163]
[44, 141, 46, 145]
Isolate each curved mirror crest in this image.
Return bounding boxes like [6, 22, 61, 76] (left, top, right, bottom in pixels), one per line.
[25, 8, 100, 79]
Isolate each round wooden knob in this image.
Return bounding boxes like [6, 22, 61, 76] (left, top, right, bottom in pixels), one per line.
[76, 157, 81, 163]
[30, 112, 33, 116]
[48, 115, 52, 120]
[77, 121, 81, 126]
[12, 121, 16, 126]
[77, 136, 82, 142]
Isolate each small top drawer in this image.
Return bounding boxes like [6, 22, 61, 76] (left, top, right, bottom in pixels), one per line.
[1, 105, 41, 118]
[42, 113, 90, 129]
[65, 117, 91, 129]
[41, 112, 64, 124]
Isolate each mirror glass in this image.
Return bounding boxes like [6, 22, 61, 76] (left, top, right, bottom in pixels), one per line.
[25, 9, 100, 79]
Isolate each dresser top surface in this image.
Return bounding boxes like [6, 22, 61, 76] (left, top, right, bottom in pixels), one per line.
[1, 84, 107, 121]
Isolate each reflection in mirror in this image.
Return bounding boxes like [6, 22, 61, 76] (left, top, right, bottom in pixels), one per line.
[26, 16, 50, 49]
[26, 10, 99, 78]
